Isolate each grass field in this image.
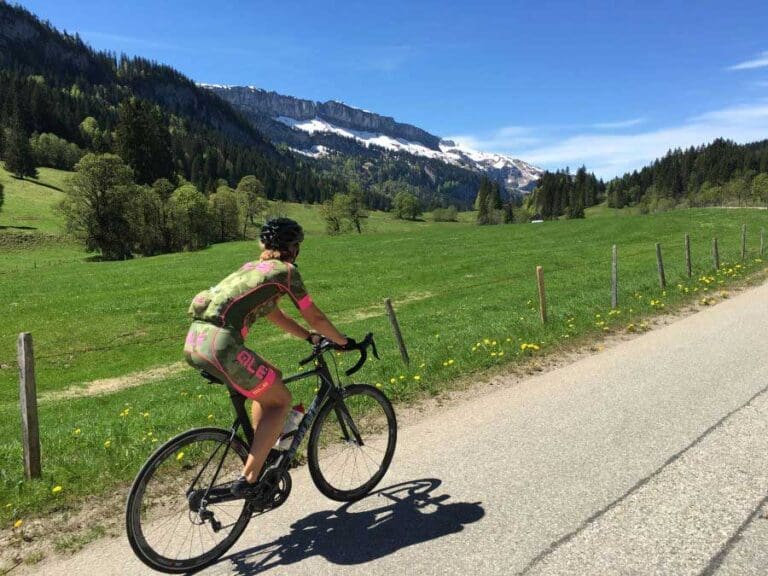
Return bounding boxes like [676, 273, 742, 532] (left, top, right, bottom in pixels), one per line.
[1, 170, 767, 532]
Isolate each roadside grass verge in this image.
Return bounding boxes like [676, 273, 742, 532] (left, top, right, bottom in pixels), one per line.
[0, 208, 766, 530]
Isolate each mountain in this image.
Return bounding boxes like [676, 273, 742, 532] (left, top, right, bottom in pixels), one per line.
[201, 85, 543, 197]
[0, 1, 307, 197]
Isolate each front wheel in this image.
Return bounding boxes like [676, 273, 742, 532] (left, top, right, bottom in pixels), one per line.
[308, 384, 397, 501]
[125, 427, 251, 574]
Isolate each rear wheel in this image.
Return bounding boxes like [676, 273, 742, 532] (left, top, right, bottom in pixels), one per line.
[308, 385, 397, 501]
[125, 428, 251, 574]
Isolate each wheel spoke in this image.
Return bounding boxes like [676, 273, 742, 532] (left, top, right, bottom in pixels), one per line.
[126, 430, 252, 572]
[309, 386, 396, 501]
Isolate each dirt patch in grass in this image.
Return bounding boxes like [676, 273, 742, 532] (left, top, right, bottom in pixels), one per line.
[345, 290, 434, 322]
[41, 362, 188, 403]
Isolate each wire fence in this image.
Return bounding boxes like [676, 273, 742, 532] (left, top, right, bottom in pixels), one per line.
[2, 225, 765, 372]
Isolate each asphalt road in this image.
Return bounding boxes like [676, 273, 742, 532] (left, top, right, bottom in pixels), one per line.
[21, 281, 768, 576]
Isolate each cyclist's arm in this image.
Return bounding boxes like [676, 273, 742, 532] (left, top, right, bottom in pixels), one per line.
[265, 308, 312, 340]
[299, 304, 348, 347]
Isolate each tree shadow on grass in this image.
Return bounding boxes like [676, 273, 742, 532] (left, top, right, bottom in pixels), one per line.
[15, 176, 64, 192]
[0, 225, 37, 230]
[223, 478, 484, 575]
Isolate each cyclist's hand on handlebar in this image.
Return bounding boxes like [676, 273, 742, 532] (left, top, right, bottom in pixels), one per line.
[338, 336, 358, 351]
[305, 332, 322, 346]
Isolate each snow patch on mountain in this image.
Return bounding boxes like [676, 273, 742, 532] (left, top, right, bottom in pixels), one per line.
[277, 116, 543, 191]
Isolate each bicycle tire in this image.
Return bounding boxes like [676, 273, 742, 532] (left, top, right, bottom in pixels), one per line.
[308, 384, 397, 502]
[125, 427, 251, 574]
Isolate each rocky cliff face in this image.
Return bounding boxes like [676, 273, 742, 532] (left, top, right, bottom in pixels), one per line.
[201, 83, 542, 194]
[203, 85, 442, 150]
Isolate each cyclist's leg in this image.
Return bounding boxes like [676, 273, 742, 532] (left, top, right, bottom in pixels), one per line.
[242, 379, 291, 483]
[184, 324, 291, 484]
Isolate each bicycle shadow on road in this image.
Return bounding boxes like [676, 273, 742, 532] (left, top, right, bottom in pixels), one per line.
[224, 478, 484, 575]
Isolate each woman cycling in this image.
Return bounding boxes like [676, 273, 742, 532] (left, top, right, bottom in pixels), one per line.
[183, 217, 353, 497]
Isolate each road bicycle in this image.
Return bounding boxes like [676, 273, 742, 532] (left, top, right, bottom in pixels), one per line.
[125, 333, 397, 574]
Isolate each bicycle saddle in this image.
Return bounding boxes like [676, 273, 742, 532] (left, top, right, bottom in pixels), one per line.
[199, 370, 224, 385]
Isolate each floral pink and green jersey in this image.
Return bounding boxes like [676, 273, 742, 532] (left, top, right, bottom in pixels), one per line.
[188, 259, 313, 338]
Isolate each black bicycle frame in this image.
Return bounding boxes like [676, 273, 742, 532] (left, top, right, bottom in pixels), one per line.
[197, 354, 362, 508]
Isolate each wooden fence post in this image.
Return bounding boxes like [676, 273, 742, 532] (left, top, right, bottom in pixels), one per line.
[712, 237, 720, 270]
[384, 298, 410, 366]
[684, 234, 692, 279]
[741, 224, 747, 261]
[611, 245, 618, 309]
[536, 266, 547, 323]
[656, 243, 666, 290]
[18, 333, 41, 479]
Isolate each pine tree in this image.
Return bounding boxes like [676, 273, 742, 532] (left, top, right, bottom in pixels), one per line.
[476, 177, 491, 224]
[3, 117, 37, 179]
[115, 98, 174, 185]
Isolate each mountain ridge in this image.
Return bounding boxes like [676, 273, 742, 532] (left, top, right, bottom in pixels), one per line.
[202, 84, 543, 194]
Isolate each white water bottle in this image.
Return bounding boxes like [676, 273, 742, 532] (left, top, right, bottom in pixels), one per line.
[275, 404, 305, 451]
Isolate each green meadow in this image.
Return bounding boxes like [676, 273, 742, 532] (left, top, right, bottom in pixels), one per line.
[1, 166, 767, 525]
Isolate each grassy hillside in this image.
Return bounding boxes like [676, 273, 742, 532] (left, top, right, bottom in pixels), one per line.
[0, 188, 767, 527]
[0, 167, 70, 235]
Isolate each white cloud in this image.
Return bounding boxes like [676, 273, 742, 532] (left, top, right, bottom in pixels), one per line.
[591, 118, 646, 130]
[82, 31, 179, 51]
[728, 51, 768, 71]
[464, 101, 768, 179]
[446, 126, 542, 150]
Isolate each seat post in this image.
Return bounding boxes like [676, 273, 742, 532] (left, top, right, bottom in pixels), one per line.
[228, 387, 254, 445]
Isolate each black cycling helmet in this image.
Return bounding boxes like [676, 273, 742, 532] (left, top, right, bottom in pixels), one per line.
[260, 218, 304, 251]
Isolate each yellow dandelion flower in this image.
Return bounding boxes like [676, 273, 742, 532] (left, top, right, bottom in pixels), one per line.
[447, 359, 454, 365]
[73, 428, 81, 436]
[399, 375, 405, 380]
[506, 337, 512, 342]
[14, 519, 23, 529]
[104, 440, 111, 448]
[531, 344, 540, 351]
[419, 363, 426, 368]
[52, 486, 62, 494]
[483, 338, 490, 345]
[498, 351, 505, 357]
[207, 414, 214, 420]
[389, 378, 397, 384]
[375, 383, 382, 388]
[176, 452, 185, 461]
[491, 352, 497, 356]
[5, 503, 11, 508]
[414, 375, 421, 381]
[142, 412, 149, 418]
[442, 362, 448, 366]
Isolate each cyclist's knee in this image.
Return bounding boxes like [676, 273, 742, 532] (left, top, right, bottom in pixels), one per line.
[273, 380, 292, 409]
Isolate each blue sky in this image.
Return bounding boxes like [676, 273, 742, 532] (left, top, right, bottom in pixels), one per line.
[19, 0, 768, 178]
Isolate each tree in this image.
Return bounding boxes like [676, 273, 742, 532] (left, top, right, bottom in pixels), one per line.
[115, 98, 174, 185]
[3, 118, 37, 179]
[433, 206, 458, 222]
[235, 175, 267, 235]
[167, 183, 210, 251]
[320, 194, 353, 234]
[751, 173, 768, 207]
[60, 153, 135, 260]
[393, 190, 421, 220]
[128, 186, 165, 256]
[347, 182, 367, 233]
[209, 185, 241, 242]
[30, 132, 84, 170]
[476, 177, 492, 224]
[503, 202, 514, 223]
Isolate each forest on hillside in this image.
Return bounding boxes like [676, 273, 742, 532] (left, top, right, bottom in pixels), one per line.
[606, 138, 768, 211]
